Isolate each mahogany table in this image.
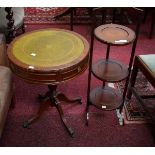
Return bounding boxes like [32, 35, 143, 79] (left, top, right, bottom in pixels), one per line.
[7, 28, 89, 137]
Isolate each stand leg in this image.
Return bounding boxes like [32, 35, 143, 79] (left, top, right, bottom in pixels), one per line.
[126, 65, 138, 99]
[70, 8, 74, 31]
[22, 23, 25, 33]
[149, 9, 155, 39]
[116, 109, 124, 126]
[10, 93, 16, 108]
[53, 98, 74, 137]
[57, 92, 82, 104]
[23, 99, 51, 128]
[85, 102, 91, 126]
[38, 91, 50, 102]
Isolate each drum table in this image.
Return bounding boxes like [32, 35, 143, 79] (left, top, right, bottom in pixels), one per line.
[7, 28, 89, 137]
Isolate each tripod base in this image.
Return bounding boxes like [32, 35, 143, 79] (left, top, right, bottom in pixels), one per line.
[23, 84, 82, 137]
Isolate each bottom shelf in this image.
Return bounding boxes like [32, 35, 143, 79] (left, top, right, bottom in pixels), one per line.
[90, 86, 122, 110]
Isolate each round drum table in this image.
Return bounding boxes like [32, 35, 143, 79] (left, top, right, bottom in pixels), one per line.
[7, 28, 90, 137]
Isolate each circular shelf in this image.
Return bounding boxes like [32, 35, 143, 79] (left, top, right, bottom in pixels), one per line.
[94, 23, 136, 46]
[92, 59, 129, 82]
[90, 86, 122, 111]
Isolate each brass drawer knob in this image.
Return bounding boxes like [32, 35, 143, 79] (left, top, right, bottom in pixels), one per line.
[78, 67, 81, 72]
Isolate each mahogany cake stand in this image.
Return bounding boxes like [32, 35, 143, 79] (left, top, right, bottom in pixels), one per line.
[86, 23, 136, 125]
